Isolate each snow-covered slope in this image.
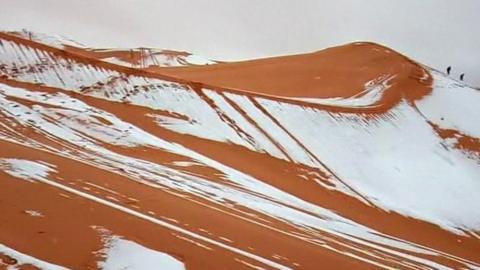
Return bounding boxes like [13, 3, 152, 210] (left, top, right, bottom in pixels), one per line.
[0, 31, 479, 270]
[6, 30, 216, 68]
[96, 48, 217, 67]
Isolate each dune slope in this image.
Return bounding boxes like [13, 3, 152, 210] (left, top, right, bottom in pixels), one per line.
[0, 31, 479, 270]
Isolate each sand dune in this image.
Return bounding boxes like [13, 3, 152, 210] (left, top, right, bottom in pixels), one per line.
[0, 30, 479, 270]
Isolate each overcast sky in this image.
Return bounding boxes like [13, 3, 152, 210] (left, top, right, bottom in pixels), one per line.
[1, 0, 479, 85]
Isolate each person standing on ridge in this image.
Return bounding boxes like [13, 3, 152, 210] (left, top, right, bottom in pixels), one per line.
[447, 66, 451, 75]
[460, 73, 465, 81]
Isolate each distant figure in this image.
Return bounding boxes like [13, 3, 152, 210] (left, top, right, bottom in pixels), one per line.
[446, 66, 451, 75]
[460, 73, 465, 81]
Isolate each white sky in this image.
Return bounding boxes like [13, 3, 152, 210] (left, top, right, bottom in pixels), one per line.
[1, 0, 479, 85]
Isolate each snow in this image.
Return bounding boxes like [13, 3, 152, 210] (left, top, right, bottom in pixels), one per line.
[235, 258, 267, 270]
[203, 89, 287, 159]
[135, 83, 254, 148]
[98, 236, 185, 270]
[416, 70, 480, 138]
[30, 177, 292, 270]
[291, 74, 396, 107]
[257, 97, 480, 232]
[0, 243, 69, 270]
[0, 38, 119, 90]
[171, 233, 213, 250]
[25, 210, 44, 217]
[0, 84, 178, 148]
[0, 158, 55, 182]
[10, 30, 85, 48]
[102, 56, 132, 67]
[0, 82, 465, 268]
[1, 119, 472, 268]
[101, 50, 215, 68]
[184, 54, 216, 66]
[224, 93, 318, 167]
[172, 161, 201, 167]
[145, 51, 215, 67]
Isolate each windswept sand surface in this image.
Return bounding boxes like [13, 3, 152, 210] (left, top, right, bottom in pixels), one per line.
[153, 42, 428, 102]
[0, 31, 479, 270]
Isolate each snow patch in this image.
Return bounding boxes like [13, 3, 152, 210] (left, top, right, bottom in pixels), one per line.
[0, 243, 68, 270]
[0, 158, 55, 182]
[24, 210, 44, 217]
[10, 29, 85, 48]
[96, 231, 185, 270]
